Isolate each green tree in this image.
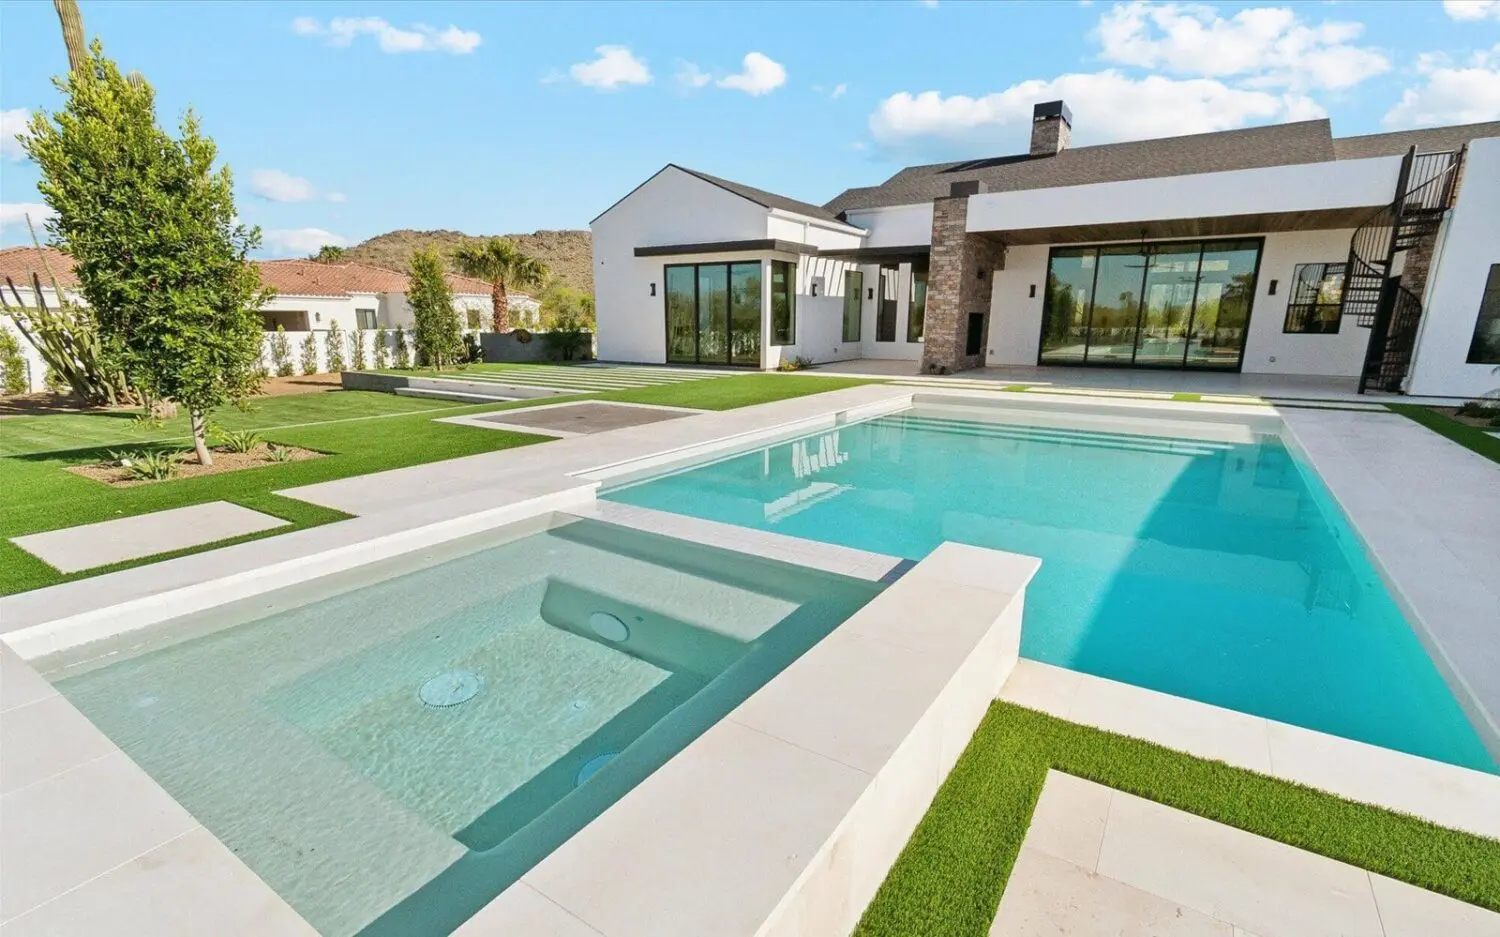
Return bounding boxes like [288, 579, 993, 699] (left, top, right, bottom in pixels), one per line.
[392, 325, 411, 369]
[0, 328, 28, 395]
[540, 283, 596, 330]
[349, 324, 366, 370]
[309, 244, 346, 263]
[451, 237, 549, 332]
[408, 248, 463, 370]
[25, 42, 266, 464]
[373, 326, 390, 369]
[324, 320, 345, 372]
[270, 325, 294, 376]
[300, 332, 319, 374]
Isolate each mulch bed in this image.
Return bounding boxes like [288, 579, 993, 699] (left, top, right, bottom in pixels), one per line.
[66, 442, 323, 487]
[1438, 406, 1500, 429]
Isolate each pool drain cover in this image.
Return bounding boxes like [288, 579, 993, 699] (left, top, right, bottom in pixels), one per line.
[576, 752, 618, 786]
[419, 670, 482, 708]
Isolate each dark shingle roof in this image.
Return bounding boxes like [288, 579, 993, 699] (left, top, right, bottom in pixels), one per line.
[823, 118, 1500, 217]
[670, 165, 846, 223]
[824, 120, 1336, 216]
[1331, 122, 1500, 160]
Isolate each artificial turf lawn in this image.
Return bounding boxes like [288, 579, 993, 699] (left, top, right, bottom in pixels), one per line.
[1388, 402, 1500, 466]
[0, 374, 874, 593]
[852, 702, 1500, 937]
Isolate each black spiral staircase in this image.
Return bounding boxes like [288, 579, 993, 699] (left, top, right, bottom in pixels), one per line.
[1342, 147, 1461, 394]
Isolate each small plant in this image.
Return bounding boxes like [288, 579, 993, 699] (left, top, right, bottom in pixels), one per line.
[270, 325, 294, 377]
[266, 444, 295, 463]
[217, 429, 261, 453]
[463, 331, 483, 364]
[374, 327, 390, 369]
[124, 449, 177, 481]
[325, 320, 346, 372]
[350, 326, 367, 370]
[300, 333, 320, 374]
[129, 413, 165, 431]
[0, 327, 27, 395]
[392, 326, 412, 369]
[776, 354, 815, 372]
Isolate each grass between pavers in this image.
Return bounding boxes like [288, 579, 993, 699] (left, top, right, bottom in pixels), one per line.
[0, 375, 877, 594]
[1388, 403, 1500, 466]
[852, 702, 1500, 937]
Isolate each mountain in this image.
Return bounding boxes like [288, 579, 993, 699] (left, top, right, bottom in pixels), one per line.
[338, 229, 592, 295]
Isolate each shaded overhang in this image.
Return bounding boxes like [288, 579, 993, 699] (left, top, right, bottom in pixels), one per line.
[814, 244, 931, 263]
[984, 207, 1380, 246]
[633, 238, 815, 257]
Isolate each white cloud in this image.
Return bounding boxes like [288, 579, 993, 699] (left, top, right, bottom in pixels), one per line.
[1095, 1, 1389, 91]
[249, 169, 344, 204]
[1, 108, 30, 161]
[869, 71, 1323, 149]
[675, 61, 712, 90]
[920, 0, 939, 7]
[718, 52, 787, 96]
[1384, 45, 1500, 127]
[1443, 0, 1500, 21]
[262, 227, 349, 256]
[0, 202, 56, 230]
[830, 82, 848, 99]
[570, 45, 651, 90]
[293, 16, 481, 54]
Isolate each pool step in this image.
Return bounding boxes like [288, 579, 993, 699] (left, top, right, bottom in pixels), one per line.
[880, 414, 1233, 457]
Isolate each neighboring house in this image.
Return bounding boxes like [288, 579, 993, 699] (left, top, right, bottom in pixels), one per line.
[592, 102, 1500, 397]
[0, 250, 541, 392]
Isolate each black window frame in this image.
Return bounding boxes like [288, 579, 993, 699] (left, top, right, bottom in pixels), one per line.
[355, 308, 377, 330]
[1465, 263, 1500, 364]
[842, 269, 863, 343]
[662, 260, 763, 367]
[1283, 263, 1345, 335]
[770, 259, 796, 347]
[875, 263, 899, 342]
[907, 264, 928, 344]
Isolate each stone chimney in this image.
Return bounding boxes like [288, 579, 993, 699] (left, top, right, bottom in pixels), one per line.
[1030, 100, 1072, 157]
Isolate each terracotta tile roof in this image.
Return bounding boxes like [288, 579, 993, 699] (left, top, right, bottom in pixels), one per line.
[0, 246, 78, 289]
[448, 273, 496, 296]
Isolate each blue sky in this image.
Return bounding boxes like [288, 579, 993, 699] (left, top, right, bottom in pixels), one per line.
[2, 0, 1498, 256]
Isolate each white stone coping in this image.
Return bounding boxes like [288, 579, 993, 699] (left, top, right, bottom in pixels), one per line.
[456, 542, 1041, 937]
[437, 399, 703, 437]
[1002, 660, 1500, 842]
[10, 501, 292, 575]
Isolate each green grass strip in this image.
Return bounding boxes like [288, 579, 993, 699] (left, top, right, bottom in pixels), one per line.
[1171, 392, 1202, 402]
[1388, 403, 1500, 466]
[853, 702, 1500, 937]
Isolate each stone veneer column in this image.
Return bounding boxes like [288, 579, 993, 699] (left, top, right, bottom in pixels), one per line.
[921, 186, 1005, 374]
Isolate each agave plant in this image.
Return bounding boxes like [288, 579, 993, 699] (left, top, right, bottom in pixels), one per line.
[123, 449, 177, 481]
[265, 444, 295, 463]
[217, 429, 261, 453]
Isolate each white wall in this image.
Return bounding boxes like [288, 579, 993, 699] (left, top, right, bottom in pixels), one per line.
[592, 167, 774, 364]
[769, 254, 864, 367]
[986, 229, 1373, 377]
[261, 294, 361, 332]
[857, 261, 924, 361]
[843, 204, 934, 247]
[1408, 135, 1500, 398]
[965, 156, 1402, 235]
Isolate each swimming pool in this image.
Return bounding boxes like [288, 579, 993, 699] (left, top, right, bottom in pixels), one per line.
[605, 402, 1497, 773]
[34, 515, 880, 936]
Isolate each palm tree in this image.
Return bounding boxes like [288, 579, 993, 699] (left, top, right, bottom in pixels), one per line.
[451, 238, 549, 332]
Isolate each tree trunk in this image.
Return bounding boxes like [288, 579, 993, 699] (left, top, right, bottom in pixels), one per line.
[490, 279, 511, 333]
[189, 408, 213, 466]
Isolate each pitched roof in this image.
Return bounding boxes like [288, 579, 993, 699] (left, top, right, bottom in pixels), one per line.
[823, 118, 1500, 216]
[0, 246, 78, 289]
[670, 165, 846, 223]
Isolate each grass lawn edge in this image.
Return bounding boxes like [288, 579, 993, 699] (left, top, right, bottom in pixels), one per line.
[1387, 402, 1500, 465]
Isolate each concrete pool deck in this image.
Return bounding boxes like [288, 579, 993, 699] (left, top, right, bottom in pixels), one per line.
[3, 380, 1499, 935]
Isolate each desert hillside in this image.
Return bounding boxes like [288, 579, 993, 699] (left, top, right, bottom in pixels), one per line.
[339, 229, 592, 294]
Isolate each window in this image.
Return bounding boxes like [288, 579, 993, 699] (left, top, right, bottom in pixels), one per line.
[1283, 263, 1344, 334]
[876, 264, 898, 342]
[1465, 264, 1500, 364]
[907, 266, 928, 343]
[664, 262, 761, 365]
[842, 270, 862, 342]
[355, 308, 377, 330]
[771, 260, 796, 346]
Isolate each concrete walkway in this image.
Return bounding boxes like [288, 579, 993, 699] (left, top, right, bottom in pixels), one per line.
[10, 502, 290, 574]
[993, 770, 1500, 937]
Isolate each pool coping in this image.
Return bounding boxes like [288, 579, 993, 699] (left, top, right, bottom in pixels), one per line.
[3, 384, 1498, 934]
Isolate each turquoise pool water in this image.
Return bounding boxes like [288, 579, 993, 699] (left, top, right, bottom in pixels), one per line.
[38, 517, 879, 936]
[606, 406, 1497, 773]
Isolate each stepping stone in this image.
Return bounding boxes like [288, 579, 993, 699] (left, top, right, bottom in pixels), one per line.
[12, 501, 290, 573]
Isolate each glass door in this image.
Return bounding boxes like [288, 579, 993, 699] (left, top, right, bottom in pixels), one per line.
[1185, 241, 1259, 369]
[664, 262, 761, 366]
[665, 266, 697, 364]
[1134, 243, 1202, 366]
[729, 262, 762, 366]
[1086, 246, 1147, 364]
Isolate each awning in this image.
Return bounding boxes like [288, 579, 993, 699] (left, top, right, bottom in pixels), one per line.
[815, 244, 931, 263]
[634, 238, 816, 257]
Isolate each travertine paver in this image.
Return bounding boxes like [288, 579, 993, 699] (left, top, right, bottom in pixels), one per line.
[478, 402, 692, 434]
[991, 771, 1500, 937]
[10, 501, 290, 573]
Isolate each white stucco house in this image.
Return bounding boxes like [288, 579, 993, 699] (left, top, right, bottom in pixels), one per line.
[591, 103, 1500, 398]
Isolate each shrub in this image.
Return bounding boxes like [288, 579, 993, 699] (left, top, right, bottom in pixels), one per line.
[300, 333, 319, 374]
[350, 326, 367, 370]
[123, 449, 177, 481]
[266, 444, 294, 463]
[463, 332, 483, 364]
[325, 321, 346, 372]
[392, 326, 412, 369]
[541, 314, 591, 361]
[0, 328, 27, 395]
[374, 327, 390, 369]
[270, 325, 294, 377]
[44, 365, 68, 393]
[776, 354, 815, 372]
[217, 428, 261, 453]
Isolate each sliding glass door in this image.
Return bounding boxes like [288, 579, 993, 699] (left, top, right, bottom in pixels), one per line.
[664, 262, 762, 366]
[1038, 238, 1261, 370]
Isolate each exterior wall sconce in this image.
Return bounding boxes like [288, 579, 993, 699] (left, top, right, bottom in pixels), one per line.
[867, 287, 874, 300]
[1029, 284, 1036, 298]
[649, 283, 656, 297]
[1268, 279, 1278, 296]
[315, 312, 322, 323]
[811, 282, 820, 297]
